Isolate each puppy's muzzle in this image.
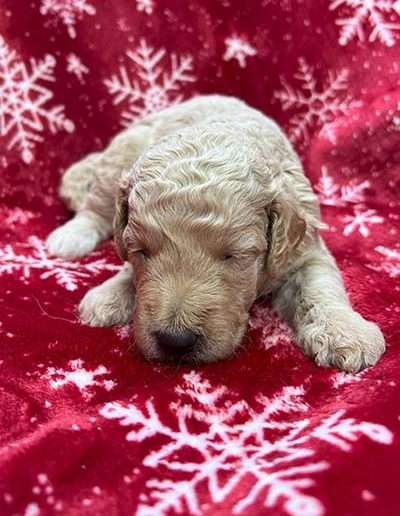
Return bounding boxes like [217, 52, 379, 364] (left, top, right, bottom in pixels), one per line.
[153, 329, 199, 358]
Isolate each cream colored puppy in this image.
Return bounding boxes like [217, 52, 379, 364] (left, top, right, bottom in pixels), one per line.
[47, 95, 385, 371]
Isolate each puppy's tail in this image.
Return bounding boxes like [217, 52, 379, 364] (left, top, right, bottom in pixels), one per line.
[59, 152, 101, 212]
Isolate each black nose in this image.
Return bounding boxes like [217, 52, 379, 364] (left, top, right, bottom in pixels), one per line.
[154, 330, 198, 355]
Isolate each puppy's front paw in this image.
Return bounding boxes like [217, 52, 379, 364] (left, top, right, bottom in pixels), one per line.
[47, 218, 100, 259]
[301, 311, 385, 373]
[79, 282, 133, 327]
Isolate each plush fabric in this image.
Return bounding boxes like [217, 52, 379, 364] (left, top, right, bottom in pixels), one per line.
[0, 1, 399, 515]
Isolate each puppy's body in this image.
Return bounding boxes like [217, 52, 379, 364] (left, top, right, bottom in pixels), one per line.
[47, 95, 385, 371]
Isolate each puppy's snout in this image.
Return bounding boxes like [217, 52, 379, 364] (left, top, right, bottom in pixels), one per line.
[154, 329, 198, 356]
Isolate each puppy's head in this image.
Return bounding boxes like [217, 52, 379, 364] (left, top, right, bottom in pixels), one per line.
[114, 145, 319, 364]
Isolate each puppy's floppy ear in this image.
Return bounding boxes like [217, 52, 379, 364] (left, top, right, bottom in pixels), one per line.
[265, 192, 307, 277]
[113, 172, 132, 261]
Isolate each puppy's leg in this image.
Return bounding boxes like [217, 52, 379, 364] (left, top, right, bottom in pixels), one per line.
[79, 263, 134, 327]
[47, 124, 153, 259]
[273, 241, 385, 372]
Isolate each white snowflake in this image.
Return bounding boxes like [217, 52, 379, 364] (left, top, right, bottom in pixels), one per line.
[0, 36, 74, 164]
[1, 207, 36, 227]
[223, 35, 257, 68]
[104, 39, 195, 127]
[368, 245, 400, 277]
[331, 371, 364, 388]
[100, 372, 392, 516]
[0, 236, 120, 291]
[114, 324, 132, 340]
[330, 0, 400, 47]
[249, 305, 294, 350]
[43, 359, 115, 400]
[315, 166, 370, 207]
[136, 0, 154, 15]
[275, 58, 358, 144]
[40, 0, 96, 39]
[342, 206, 384, 237]
[66, 53, 89, 82]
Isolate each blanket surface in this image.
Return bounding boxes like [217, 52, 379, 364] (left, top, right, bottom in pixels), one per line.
[0, 1, 399, 515]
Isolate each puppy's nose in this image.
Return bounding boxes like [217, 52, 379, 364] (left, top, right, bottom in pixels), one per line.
[154, 330, 198, 355]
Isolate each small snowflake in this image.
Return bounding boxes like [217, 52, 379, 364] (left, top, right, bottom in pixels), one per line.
[223, 34, 257, 68]
[1, 207, 36, 227]
[114, 324, 132, 340]
[249, 304, 294, 350]
[100, 372, 392, 516]
[275, 58, 359, 144]
[315, 166, 370, 207]
[331, 370, 364, 388]
[330, 0, 400, 47]
[136, 0, 154, 15]
[40, 0, 96, 39]
[342, 206, 384, 237]
[368, 245, 400, 277]
[0, 36, 74, 164]
[66, 53, 89, 82]
[43, 359, 115, 399]
[0, 236, 120, 291]
[104, 39, 195, 127]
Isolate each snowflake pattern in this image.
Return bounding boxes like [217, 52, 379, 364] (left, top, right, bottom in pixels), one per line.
[136, 0, 154, 15]
[330, 0, 400, 47]
[66, 53, 89, 82]
[23, 473, 63, 513]
[104, 39, 195, 126]
[0, 207, 37, 227]
[43, 359, 116, 400]
[342, 206, 384, 237]
[0, 36, 74, 164]
[223, 35, 257, 68]
[368, 245, 400, 277]
[315, 166, 370, 207]
[275, 58, 358, 144]
[0, 236, 120, 291]
[100, 372, 392, 516]
[40, 0, 96, 39]
[249, 304, 295, 350]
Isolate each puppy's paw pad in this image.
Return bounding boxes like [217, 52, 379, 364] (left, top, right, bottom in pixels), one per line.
[47, 221, 99, 259]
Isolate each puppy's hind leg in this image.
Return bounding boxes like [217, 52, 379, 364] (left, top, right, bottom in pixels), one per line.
[79, 263, 134, 327]
[47, 152, 113, 259]
[273, 240, 385, 372]
[47, 123, 153, 259]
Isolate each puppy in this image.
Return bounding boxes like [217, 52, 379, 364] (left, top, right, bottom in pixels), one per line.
[47, 95, 385, 371]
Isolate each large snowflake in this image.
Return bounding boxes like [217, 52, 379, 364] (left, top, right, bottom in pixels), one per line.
[275, 58, 358, 144]
[330, 0, 400, 47]
[0, 236, 120, 291]
[0, 36, 74, 164]
[40, 0, 96, 39]
[104, 39, 195, 127]
[315, 166, 371, 207]
[100, 372, 392, 516]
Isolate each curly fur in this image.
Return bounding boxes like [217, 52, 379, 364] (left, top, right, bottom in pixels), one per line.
[47, 95, 385, 371]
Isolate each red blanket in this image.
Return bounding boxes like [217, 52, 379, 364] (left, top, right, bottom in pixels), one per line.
[0, 1, 399, 515]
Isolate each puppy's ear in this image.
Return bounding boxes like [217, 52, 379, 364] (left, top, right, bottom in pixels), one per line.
[265, 192, 307, 277]
[113, 173, 132, 261]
